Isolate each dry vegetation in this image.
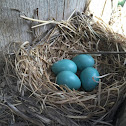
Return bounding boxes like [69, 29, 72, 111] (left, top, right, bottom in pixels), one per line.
[0, 11, 126, 126]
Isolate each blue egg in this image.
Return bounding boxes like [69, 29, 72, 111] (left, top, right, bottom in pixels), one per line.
[80, 67, 99, 91]
[52, 59, 77, 75]
[56, 71, 81, 90]
[72, 54, 95, 71]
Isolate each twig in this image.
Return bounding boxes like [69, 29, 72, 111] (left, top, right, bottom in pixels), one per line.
[68, 51, 126, 54]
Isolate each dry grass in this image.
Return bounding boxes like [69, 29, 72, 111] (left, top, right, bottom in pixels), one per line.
[0, 11, 126, 126]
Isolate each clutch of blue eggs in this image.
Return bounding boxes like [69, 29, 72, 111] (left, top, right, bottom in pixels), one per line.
[51, 54, 100, 92]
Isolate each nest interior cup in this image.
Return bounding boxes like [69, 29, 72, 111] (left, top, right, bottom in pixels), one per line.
[4, 11, 126, 126]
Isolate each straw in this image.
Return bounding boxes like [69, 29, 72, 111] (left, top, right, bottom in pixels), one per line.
[1, 11, 126, 126]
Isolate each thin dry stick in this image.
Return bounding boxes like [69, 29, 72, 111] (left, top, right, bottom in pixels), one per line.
[21, 15, 77, 34]
[68, 51, 126, 54]
[98, 79, 102, 106]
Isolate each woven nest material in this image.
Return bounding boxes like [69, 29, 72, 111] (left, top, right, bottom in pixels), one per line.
[1, 11, 126, 126]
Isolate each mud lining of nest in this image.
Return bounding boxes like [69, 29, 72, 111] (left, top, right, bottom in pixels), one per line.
[1, 11, 126, 126]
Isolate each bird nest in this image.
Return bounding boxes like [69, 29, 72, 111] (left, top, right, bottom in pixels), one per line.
[1, 11, 126, 126]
